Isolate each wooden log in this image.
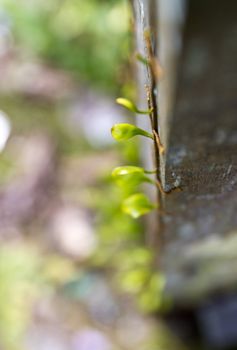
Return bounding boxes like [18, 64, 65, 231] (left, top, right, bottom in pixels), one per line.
[159, 0, 237, 306]
[133, 0, 237, 348]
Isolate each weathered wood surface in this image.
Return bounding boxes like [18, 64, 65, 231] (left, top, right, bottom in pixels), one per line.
[133, 1, 237, 347]
[133, 0, 237, 308]
[160, 0, 237, 306]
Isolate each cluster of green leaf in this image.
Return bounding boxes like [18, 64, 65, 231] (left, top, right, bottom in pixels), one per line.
[111, 98, 158, 218]
[85, 138, 168, 313]
[88, 179, 168, 312]
[1, 0, 131, 93]
[88, 174, 143, 256]
[114, 247, 167, 313]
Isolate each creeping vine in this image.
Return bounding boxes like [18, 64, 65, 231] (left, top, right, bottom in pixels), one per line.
[111, 30, 180, 219]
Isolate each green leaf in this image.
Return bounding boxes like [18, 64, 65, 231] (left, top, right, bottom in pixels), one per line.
[112, 166, 145, 177]
[116, 97, 152, 114]
[112, 166, 152, 187]
[122, 193, 156, 218]
[112, 166, 157, 176]
[116, 98, 137, 113]
[111, 123, 153, 141]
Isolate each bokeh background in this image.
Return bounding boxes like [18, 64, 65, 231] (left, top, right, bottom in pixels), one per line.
[0, 1, 181, 349]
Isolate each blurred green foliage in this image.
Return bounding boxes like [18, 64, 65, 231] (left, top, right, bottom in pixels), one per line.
[1, 0, 131, 93]
[0, 96, 92, 156]
[0, 1, 169, 346]
[86, 148, 167, 313]
[0, 244, 41, 350]
[113, 247, 167, 313]
[0, 243, 78, 350]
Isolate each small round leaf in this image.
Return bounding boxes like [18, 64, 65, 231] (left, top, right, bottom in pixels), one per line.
[112, 166, 152, 187]
[122, 193, 156, 218]
[111, 123, 153, 141]
[116, 97, 152, 115]
[112, 166, 145, 177]
[116, 98, 138, 113]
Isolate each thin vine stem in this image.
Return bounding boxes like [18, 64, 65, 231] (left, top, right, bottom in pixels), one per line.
[152, 129, 165, 155]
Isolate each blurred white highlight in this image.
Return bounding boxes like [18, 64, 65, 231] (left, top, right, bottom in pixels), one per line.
[0, 110, 11, 151]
